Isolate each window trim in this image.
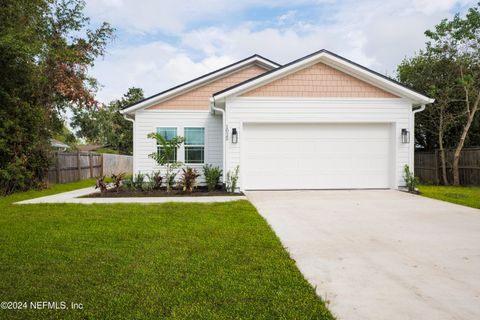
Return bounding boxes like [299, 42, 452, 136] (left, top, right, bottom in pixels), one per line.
[184, 127, 205, 165]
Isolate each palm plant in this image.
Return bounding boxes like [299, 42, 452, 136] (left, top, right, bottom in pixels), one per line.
[147, 132, 185, 192]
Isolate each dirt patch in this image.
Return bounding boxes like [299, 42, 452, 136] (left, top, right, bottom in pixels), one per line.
[82, 186, 243, 198]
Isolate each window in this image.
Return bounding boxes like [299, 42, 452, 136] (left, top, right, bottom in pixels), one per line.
[184, 127, 204, 164]
[156, 127, 177, 163]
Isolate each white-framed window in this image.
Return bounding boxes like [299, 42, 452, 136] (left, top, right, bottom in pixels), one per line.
[156, 127, 177, 163]
[184, 127, 205, 164]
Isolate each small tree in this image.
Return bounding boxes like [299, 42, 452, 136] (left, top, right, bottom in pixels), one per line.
[147, 132, 184, 192]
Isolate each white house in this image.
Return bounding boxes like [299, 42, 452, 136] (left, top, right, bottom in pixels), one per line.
[120, 50, 433, 191]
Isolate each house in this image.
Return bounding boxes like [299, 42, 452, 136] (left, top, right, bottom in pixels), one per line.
[76, 144, 108, 152]
[120, 50, 433, 190]
[50, 138, 70, 151]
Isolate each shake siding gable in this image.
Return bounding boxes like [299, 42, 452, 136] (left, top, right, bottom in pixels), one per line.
[240, 62, 399, 98]
[147, 65, 268, 110]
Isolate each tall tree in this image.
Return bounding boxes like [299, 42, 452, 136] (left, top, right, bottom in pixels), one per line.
[0, 0, 113, 194]
[71, 87, 144, 155]
[1, 1, 48, 194]
[425, 3, 480, 185]
[398, 54, 464, 185]
[398, 2, 480, 185]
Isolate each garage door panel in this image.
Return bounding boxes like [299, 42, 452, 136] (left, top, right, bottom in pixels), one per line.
[243, 123, 392, 190]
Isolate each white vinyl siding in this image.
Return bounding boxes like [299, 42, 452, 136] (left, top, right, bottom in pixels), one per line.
[133, 110, 222, 181]
[225, 97, 412, 190]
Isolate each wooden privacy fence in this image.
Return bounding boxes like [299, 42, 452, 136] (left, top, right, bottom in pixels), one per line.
[414, 147, 480, 185]
[102, 153, 134, 176]
[47, 152, 133, 184]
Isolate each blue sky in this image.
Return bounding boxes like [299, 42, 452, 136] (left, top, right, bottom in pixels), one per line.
[84, 0, 475, 104]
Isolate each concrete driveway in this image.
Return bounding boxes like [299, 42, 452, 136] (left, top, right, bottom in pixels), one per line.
[246, 190, 480, 320]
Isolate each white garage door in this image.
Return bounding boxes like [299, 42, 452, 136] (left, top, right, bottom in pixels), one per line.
[242, 123, 393, 190]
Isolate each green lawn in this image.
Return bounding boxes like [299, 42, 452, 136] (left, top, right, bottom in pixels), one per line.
[418, 185, 480, 209]
[0, 181, 333, 320]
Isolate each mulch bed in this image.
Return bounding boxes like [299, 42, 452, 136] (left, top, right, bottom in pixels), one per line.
[83, 186, 243, 198]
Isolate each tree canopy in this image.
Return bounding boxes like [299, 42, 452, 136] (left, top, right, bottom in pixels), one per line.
[0, 0, 113, 194]
[398, 2, 480, 185]
[71, 87, 144, 155]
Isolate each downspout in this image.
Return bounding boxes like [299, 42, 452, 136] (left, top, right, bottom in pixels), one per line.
[412, 104, 426, 115]
[123, 113, 135, 173]
[410, 104, 426, 176]
[211, 97, 226, 183]
[123, 114, 135, 123]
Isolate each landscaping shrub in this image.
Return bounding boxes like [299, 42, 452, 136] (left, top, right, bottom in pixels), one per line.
[147, 171, 163, 190]
[95, 175, 108, 193]
[227, 165, 240, 193]
[133, 172, 145, 191]
[180, 167, 200, 193]
[203, 164, 223, 191]
[403, 165, 419, 192]
[111, 172, 125, 192]
[166, 172, 178, 192]
[123, 175, 133, 190]
[0, 139, 51, 195]
[142, 180, 154, 192]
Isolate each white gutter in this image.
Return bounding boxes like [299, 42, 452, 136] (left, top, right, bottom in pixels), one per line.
[210, 97, 227, 183]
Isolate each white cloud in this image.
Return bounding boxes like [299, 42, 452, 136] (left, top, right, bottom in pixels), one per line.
[85, 0, 316, 34]
[278, 10, 298, 25]
[410, 0, 473, 14]
[90, 41, 236, 102]
[87, 0, 476, 103]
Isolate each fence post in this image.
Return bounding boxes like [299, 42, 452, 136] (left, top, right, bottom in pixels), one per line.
[56, 151, 61, 183]
[77, 151, 81, 181]
[89, 152, 93, 178]
[434, 149, 439, 185]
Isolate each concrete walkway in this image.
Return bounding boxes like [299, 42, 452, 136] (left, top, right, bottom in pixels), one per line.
[247, 190, 480, 320]
[16, 187, 246, 204]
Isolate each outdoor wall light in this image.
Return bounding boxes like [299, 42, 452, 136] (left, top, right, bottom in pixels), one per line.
[401, 128, 410, 144]
[232, 128, 238, 144]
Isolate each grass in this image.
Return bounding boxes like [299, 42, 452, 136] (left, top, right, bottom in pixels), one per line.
[418, 184, 480, 209]
[0, 181, 333, 320]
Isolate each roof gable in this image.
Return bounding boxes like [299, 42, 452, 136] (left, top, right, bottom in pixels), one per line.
[121, 55, 279, 115]
[241, 62, 398, 98]
[148, 64, 268, 111]
[214, 50, 433, 105]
